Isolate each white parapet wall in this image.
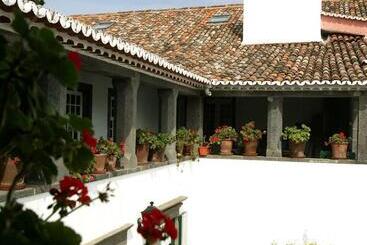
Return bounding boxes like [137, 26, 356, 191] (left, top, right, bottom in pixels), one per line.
[19, 159, 367, 245]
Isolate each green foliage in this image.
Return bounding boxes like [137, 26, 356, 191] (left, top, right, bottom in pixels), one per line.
[215, 126, 238, 140]
[328, 132, 350, 144]
[0, 201, 81, 245]
[136, 129, 154, 145]
[149, 133, 175, 151]
[240, 121, 263, 142]
[176, 127, 201, 146]
[320, 150, 331, 159]
[176, 127, 189, 146]
[96, 137, 109, 154]
[186, 129, 201, 145]
[0, 12, 95, 245]
[0, 12, 94, 186]
[107, 140, 122, 158]
[96, 138, 122, 158]
[282, 124, 311, 144]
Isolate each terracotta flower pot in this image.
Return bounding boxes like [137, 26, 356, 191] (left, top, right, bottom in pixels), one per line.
[198, 145, 210, 157]
[220, 140, 233, 155]
[0, 158, 25, 191]
[243, 140, 258, 156]
[183, 144, 194, 156]
[93, 154, 106, 174]
[136, 143, 149, 164]
[151, 150, 165, 162]
[289, 141, 306, 158]
[106, 155, 117, 171]
[331, 143, 348, 159]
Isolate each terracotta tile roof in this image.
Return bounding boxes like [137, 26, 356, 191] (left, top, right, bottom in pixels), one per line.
[0, 0, 211, 87]
[322, 0, 367, 21]
[73, 4, 367, 84]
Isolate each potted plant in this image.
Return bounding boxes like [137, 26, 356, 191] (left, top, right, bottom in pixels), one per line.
[209, 134, 221, 154]
[105, 138, 122, 171]
[240, 121, 263, 156]
[328, 131, 350, 159]
[198, 136, 210, 157]
[0, 14, 113, 244]
[0, 157, 26, 191]
[137, 202, 177, 245]
[282, 124, 311, 158]
[136, 129, 153, 164]
[149, 133, 175, 162]
[176, 127, 189, 158]
[215, 126, 238, 155]
[184, 129, 201, 157]
[82, 130, 107, 174]
[95, 137, 109, 174]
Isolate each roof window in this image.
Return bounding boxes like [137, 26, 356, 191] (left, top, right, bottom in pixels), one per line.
[208, 13, 230, 24]
[93, 21, 113, 32]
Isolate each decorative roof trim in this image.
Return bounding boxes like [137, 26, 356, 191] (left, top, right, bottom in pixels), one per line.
[212, 80, 367, 87]
[0, 0, 211, 86]
[321, 11, 367, 22]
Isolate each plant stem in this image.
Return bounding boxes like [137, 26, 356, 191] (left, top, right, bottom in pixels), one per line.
[44, 208, 58, 222]
[55, 196, 99, 222]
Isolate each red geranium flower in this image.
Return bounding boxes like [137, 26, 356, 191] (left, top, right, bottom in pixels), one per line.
[50, 176, 91, 208]
[339, 131, 346, 139]
[137, 204, 178, 243]
[68, 51, 81, 71]
[82, 129, 97, 154]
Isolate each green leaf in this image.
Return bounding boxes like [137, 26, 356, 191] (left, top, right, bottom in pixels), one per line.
[11, 11, 29, 37]
[7, 109, 33, 131]
[68, 115, 92, 132]
[43, 221, 82, 245]
[64, 145, 94, 173]
[51, 58, 79, 89]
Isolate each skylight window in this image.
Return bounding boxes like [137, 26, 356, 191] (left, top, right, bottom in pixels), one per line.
[93, 21, 113, 32]
[208, 14, 230, 24]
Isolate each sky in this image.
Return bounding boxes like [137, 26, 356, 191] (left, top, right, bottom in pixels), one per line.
[44, 0, 242, 15]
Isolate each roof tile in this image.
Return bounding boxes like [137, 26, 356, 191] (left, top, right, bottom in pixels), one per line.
[73, 3, 367, 83]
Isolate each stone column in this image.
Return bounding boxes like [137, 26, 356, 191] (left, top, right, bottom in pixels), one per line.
[266, 96, 283, 158]
[114, 73, 140, 169]
[351, 97, 359, 155]
[358, 93, 367, 162]
[46, 77, 67, 115]
[44, 77, 68, 180]
[159, 89, 178, 163]
[186, 96, 204, 137]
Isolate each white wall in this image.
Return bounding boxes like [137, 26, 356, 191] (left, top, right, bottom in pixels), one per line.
[80, 71, 112, 139]
[137, 84, 159, 132]
[18, 159, 367, 245]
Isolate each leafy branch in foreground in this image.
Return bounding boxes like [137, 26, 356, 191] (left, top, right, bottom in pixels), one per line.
[0, 11, 112, 245]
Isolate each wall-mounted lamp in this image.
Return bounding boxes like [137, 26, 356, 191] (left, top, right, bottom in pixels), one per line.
[205, 87, 212, 96]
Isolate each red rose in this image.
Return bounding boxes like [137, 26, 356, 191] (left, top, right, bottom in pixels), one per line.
[68, 51, 81, 71]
